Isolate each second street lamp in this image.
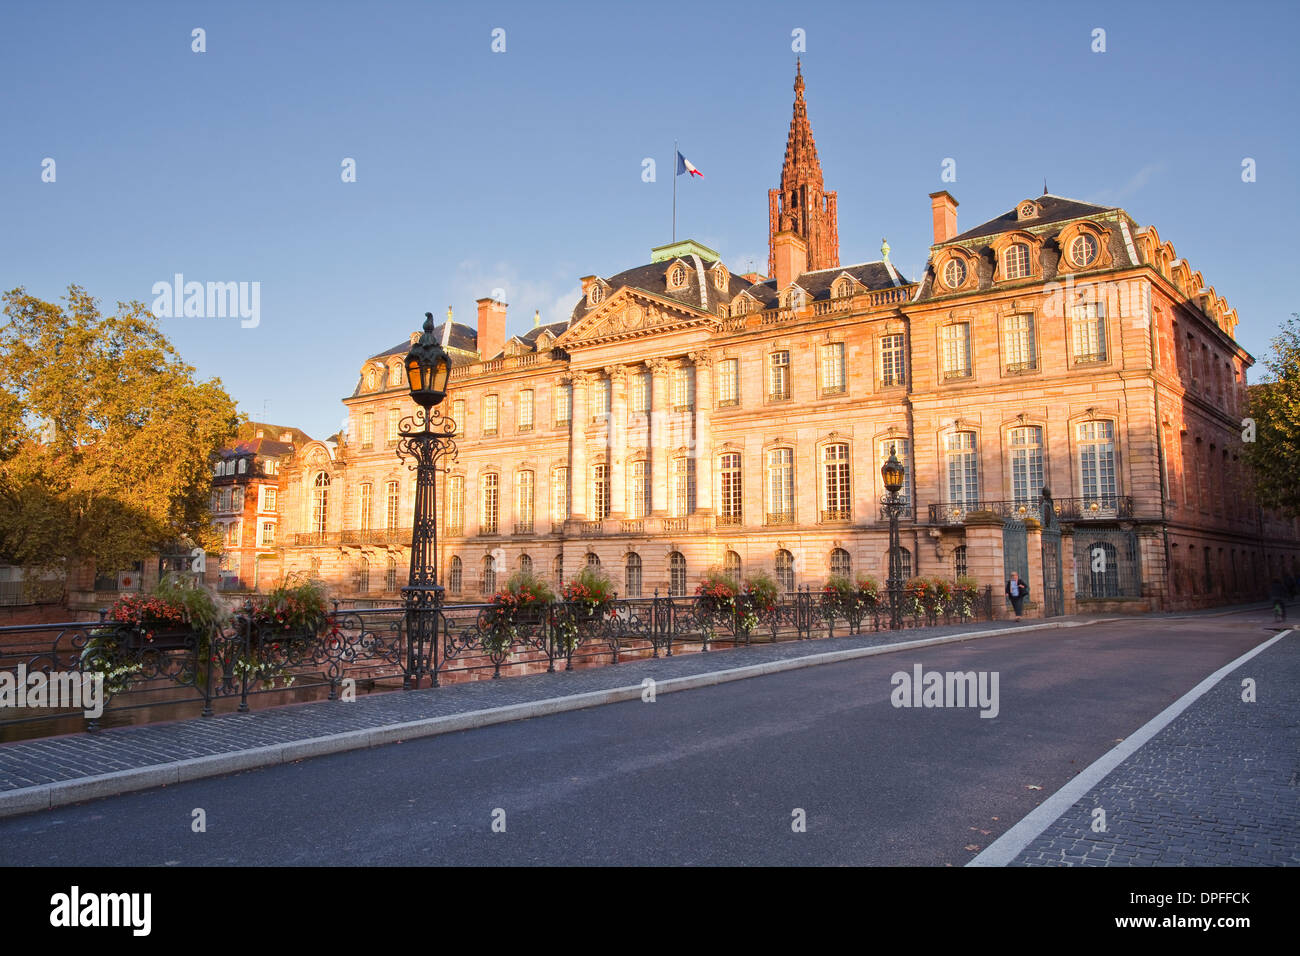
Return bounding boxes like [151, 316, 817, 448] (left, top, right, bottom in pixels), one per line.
[881, 445, 906, 630]
[398, 312, 457, 688]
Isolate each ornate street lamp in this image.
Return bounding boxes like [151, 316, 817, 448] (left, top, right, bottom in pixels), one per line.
[397, 312, 457, 688]
[881, 445, 906, 630]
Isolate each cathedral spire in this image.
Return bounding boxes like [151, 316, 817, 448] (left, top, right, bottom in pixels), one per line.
[768, 61, 839, 276]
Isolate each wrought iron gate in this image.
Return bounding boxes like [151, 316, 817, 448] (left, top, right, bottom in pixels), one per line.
[1002, 518, 1028, 601]
[1041, 525, 1063, 617]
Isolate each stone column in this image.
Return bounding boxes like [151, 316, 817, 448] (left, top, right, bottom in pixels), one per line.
[607, 365, 628, 518]
[961, 511, 1009, 619]
[570, 372, 589, 520]
[690, 351, 713, 515]
[648, 358, 670, 516]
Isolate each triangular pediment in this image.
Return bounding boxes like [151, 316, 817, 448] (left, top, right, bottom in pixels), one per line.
[554, 287, 716, 348]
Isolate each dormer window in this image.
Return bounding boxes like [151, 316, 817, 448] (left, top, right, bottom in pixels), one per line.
[1071, 234, 1099, 267]
[832, 277, 854, 298]
[943, 259, 967, 289]
[366, 368, 377, 389]
[668, 265, 687, 289]
[713, 265, 729, 290]
[1017, 201, 1039, 221]
[588, 283, 605, 305]
[732, 296, 750, 316]
[1004, 243, 1031, 279]
[781, 287, 806, 309]
[388, 364, 403, 386]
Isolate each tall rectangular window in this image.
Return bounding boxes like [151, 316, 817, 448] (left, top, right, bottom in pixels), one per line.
[671, 457, 695, 517]
[820, 343, 846, 395]
[260, 521, 275, 547]
[719, 452, 743, 525]
[481, 473, 499, 533]
[517, 389, 534, 430]
[516, 471, 534, 532]
[1071, 300, 1107, 363]
[822, 443, 851, 520]
[447, 476, 464, 535]
[941, 323, 971, 379]
[1078, 421, 1117, 503]
[451, 399, 465, 435]
[592, 465, 610, 519]
[1010, 426, 1044, 506]
[592, 379, 610, 420]
[672, 366, 694, 411]
[360, 412, 374, 449]
[1003, 314, 1037, 372]
[766, 448, 794, 522]
[629, 460, 650, 518]
[769, 351, 790, 400]
[359, 483, 372, 530]
[630, 370, 650, 413]
[945, 431, 979, 506]
[482, 394, 499, 435]
[260, 487, 277, 512]
[385, 480, 400, 532]
[554, 383, 571, 424]
[880, 334, 905, 387]
[551, 467, 568, 523]
[387, 406, 400, 445]
[716, 358, 739, 407]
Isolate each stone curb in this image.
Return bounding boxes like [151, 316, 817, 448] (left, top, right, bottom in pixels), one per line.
[0, 617, 1085, 819]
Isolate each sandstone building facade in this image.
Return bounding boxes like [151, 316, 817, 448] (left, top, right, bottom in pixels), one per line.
[275, 65, 1300, 614]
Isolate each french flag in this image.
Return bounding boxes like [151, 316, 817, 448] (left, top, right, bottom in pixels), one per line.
[676, 150, 703, 178]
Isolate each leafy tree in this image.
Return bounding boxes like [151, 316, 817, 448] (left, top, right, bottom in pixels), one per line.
[0, 285, 241, 583]
[1244, 312, 1300, 518]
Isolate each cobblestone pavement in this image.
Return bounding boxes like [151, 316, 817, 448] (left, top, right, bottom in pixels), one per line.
[0, 614, 1073, 794]
[1010, 629, 1298, 866]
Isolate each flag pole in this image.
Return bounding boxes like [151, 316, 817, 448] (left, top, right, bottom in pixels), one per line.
[672, 139, 677, 243]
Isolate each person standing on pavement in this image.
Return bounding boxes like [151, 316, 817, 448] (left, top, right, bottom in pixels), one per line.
[1006, 571, 1028, 622]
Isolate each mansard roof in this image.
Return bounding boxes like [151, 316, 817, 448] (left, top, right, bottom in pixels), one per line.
[740, 260, 905, 308]
[948, 194, 1116, 243]
[367, 322, 479, 361]
[568, 257, 753, 324]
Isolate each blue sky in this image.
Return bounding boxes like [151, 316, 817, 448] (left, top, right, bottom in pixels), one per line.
[2, 0, 1296, 440]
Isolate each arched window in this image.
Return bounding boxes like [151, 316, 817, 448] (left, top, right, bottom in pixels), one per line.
[481, 555, 496, 595]
[586, 552, 601, 570]
[1077, 420, 1117, 510]
[311, 472, 330, 533]
[943, 259, 967, 289]
[1070, 234, 1098, 267]
[389, 363, 402, 386]
[766, 448, 795, 523]
[366, 368, 377, 389]
[357, 557, 369, 594]
[1009, 427, 1044, 507]
[668, 552, 687, 597]
[625, 552, 642, 598]
[830, 548, 851, 579]
[1003, 243, 1031, 279]
[887, 546, 912, 582]
[448, 555, 463, 595]
[945, 431, 979, 507]
[775, 549, 795, 594]
[386, 556, 398, 593]
[668, 265, 686, 289]
[519, 553, 532, 575]
[724, 550, 741, 585]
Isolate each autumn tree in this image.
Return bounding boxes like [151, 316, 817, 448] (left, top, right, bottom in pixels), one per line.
[1244, 312, 1300, 518]
[0, 285, 241, 585]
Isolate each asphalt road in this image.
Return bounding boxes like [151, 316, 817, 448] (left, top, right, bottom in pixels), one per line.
[0, 613, 1275, 866]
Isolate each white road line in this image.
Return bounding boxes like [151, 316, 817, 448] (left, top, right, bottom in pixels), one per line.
[968, 627, 1293, 867]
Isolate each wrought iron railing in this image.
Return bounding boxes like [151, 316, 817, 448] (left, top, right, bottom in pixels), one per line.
[0, 585, 997, 735]
[927, 496, 1134, 524]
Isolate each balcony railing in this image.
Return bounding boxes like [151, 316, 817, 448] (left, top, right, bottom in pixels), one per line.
[927, 496, 1134, 524]
[820, 508, 851, 523]
[764, 512, 794, 527]
[514, 522, 534, 536]
[715, 514, 743, 528]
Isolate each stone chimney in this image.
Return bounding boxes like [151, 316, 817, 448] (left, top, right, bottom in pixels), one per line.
[772, 231, 808, 293]
[475, 297, 507, 361]
[929, 191, 959, 244]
